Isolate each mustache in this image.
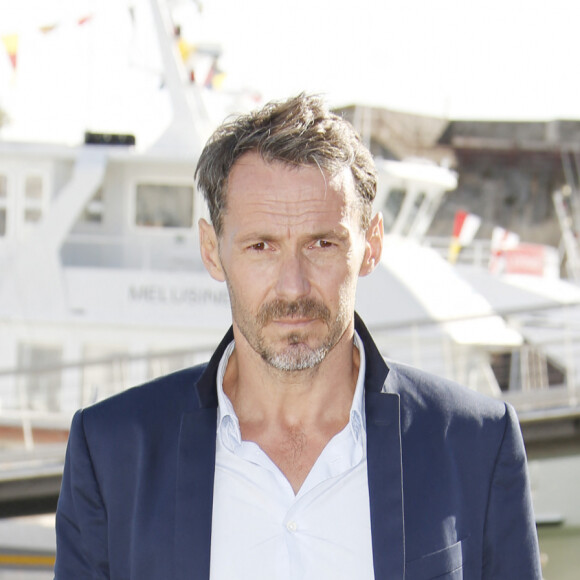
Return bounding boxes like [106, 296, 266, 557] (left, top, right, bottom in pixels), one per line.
[257, 298, 330, 325]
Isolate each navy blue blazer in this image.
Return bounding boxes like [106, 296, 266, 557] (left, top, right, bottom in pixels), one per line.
[55, 315, 542, 579]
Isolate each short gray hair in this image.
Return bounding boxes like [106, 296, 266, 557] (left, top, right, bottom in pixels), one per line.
[195, 94, 377, 236]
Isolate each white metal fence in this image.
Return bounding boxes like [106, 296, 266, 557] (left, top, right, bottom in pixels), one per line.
[1, 321, 580, 453]
[0, 346, 214, 450]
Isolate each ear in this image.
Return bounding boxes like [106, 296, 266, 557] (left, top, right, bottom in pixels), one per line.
[199, 218, 226, 282]
[359, 212, 383, 277]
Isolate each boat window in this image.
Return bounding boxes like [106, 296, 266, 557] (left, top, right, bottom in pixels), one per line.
[383, 188, 405, 231]
[401, 192, 426, 236]
[0, 209, 5, 236]
[24, 175, 43, 200]
[80, 188, 104, 224]
[24, 208, 42, 223]
[0, 175, 6, 198]
[135, 183, 194, 228]
[490, 349, 566, 391]
[22, 174, 45, 225]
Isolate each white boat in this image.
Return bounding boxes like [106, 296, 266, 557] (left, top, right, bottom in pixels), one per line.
[0, 0, 467, 427]
[0, 1, 579, 576]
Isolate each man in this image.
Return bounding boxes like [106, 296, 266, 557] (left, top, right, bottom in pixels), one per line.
[55, 94, 542, 579]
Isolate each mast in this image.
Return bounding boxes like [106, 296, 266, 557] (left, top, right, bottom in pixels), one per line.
[147, 0, 211, 157]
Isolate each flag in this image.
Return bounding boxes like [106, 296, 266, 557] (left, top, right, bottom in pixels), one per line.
[204, 56, 225, 89]
[448, 210, 481, 263]
[2, 34, 18, 71]
[178, 38, 195, 63]
[490, 226, 519, 253]
[77, 15, 93, 26]
[489, 226, 521, 274]
[39, 24, 58, 34]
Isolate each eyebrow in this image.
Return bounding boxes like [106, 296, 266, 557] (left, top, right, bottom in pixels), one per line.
[234, 233, 277, 245]
[311, 228, 350, 241]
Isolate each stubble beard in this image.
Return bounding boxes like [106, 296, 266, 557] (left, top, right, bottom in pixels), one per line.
[228, 285, 349, 372]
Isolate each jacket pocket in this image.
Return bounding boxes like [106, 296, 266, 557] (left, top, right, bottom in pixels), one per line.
[405, 539, 464, 579]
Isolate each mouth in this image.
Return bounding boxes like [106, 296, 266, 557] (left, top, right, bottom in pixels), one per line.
[271, 317, 316, 327]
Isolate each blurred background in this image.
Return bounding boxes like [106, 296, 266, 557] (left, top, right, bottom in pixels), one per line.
[1, 0, 579, 577]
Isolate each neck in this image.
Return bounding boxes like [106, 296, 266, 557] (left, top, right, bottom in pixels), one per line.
[223, 323, 360, 430]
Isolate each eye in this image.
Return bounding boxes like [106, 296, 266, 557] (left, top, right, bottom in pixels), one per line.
[312, 239, 334, 249]
[248, 241, 268, 251]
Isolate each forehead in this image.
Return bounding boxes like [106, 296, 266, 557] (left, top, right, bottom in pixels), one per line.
[224, 152, 356, 223]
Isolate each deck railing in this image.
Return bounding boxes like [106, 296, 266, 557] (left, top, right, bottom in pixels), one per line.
[423, 236, 493, 267]
[2, 323, 580, 453]
[60, 232, 205, 272]
[0, 345, 215, 450]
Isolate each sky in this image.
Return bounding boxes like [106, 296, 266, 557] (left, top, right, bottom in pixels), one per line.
[204, 0, 580, 119]
[1, 0, 580, 146]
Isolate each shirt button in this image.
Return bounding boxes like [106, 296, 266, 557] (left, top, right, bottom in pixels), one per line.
[286, 520, 298, 533]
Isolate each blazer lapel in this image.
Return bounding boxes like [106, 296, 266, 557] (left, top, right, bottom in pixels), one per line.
[357, 313, 405, 579]
[174, 408, 217, 580]
[174, 328, 233, 580]
[366, 392, 405, 580]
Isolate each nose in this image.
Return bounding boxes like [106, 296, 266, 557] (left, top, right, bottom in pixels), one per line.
[275, 251, 311, 300]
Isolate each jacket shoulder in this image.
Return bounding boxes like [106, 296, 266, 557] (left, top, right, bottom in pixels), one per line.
[383, 359, 509, 425]
[81, 362, 209, 426]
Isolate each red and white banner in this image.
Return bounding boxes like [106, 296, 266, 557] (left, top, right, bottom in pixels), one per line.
[448, 210, 481, 263]
[489, 227, 559, 277]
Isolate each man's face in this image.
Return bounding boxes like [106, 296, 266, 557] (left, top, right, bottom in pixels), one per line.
[201, 152, 380, 372]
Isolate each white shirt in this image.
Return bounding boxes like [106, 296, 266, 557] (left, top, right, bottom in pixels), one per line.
[209, 333, 374, 580]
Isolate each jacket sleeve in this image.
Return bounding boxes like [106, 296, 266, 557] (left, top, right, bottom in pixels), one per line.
[482, 403, 542, 579]
[54, 410, 110, 579]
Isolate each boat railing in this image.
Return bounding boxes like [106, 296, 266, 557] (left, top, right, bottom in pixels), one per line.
[60, 231, 204, 271]
[423, 236, 493, 267]
[0, 345, 215, 451]
[1, 321, 580, 453]
[0, 306, 580, 456]
[370, 319, 580, 416]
